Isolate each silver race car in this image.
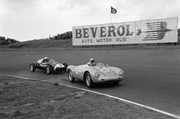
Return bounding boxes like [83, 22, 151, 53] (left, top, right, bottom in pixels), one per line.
[67, 63, 124, 88]
[29, 59, 68, 75]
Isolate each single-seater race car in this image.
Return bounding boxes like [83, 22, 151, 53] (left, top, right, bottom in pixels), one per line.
[67, 62, 124, 88]
[29, 58, 68, 75]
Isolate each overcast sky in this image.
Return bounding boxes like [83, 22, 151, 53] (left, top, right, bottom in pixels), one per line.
[0, 0, 180, 41]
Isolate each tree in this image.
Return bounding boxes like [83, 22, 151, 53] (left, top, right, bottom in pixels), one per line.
[0, 36, 19, 45]
[53, 31, 72, 40]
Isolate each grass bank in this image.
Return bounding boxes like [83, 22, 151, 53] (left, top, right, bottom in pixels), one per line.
[0, 76, 176, 119]
[0, 36, 179, 50]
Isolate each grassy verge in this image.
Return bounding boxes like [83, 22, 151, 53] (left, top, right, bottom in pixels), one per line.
[0, 36, 179, 50]
[0, 76, 177, 119]
[6, 39, 72, 49]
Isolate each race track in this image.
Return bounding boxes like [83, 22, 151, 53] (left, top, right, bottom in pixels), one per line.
[0, 48, 180, 116]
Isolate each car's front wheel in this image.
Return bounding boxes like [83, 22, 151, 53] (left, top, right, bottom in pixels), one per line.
[68, 70, 75, 82]
[29, 63, 36, 72]
[46, 65, 52, 75]
[85, 72, 94, 88]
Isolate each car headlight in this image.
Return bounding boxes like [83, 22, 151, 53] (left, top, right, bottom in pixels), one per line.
[119, 70, 124, 76]
[94, 72, 100, 78]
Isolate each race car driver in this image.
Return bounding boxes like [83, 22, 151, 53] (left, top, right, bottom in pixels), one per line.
[87, 58, 96, 66]
[37, 57, 49, 64]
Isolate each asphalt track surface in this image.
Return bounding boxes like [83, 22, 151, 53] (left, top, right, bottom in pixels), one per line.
[0, 48, 180, 117]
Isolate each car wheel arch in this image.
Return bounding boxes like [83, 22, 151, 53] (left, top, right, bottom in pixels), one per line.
[67, 69, 74, 77]
[83, 71, 94, 88]
[83, 71, 89, 81]
[67, 69, 72, 73]
[67, 69, 75, 82]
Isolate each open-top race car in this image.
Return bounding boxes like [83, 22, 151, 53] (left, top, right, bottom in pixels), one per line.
[67, 62, 124, 88]
[29, 57, 68, 75]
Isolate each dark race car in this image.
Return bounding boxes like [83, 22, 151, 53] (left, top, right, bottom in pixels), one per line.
[29, 59, 68, 75]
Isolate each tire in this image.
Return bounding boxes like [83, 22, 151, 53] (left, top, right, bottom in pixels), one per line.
[29, 63, 36, 72]
[46, 65, 52, 75]
[68, 70, 75, 83]
[63, 63, 68, 72]
[85, 72, 94, 88]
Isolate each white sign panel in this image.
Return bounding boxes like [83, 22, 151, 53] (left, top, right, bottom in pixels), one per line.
[72, 17, 178, 46]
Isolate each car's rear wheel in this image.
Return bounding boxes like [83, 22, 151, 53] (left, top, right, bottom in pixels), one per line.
[29, 63, 36, 72]
[46, 65, 52, 75]
[85, 72, 94, 88]
[68, 70, 75, 82]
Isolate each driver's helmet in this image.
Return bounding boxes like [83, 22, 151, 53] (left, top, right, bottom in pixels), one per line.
[90, 58, 95, 63]
[90, 58, 96, 66]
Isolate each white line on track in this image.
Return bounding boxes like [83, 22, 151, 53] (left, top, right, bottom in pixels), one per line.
[1, 74, 180, 119]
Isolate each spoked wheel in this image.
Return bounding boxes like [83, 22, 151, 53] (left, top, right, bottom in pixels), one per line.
[46, 66, 52, 75]
[29, 63, 36, 72]
[85, 72, 94, 88]
[68, 70, 75, 82]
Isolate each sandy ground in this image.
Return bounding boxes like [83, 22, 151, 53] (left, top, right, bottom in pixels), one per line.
[0, 47, 180, 117]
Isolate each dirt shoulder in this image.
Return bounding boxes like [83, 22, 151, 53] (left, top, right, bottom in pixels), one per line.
[0, 76, 177, 119]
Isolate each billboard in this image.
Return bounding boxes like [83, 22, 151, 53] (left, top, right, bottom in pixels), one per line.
[72, 17, 178, 46]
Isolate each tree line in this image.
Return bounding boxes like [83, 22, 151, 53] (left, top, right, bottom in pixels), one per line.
[0, 36, 19, 45]
[1, 28, 179, 46]
[51, 31, 72, 40]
